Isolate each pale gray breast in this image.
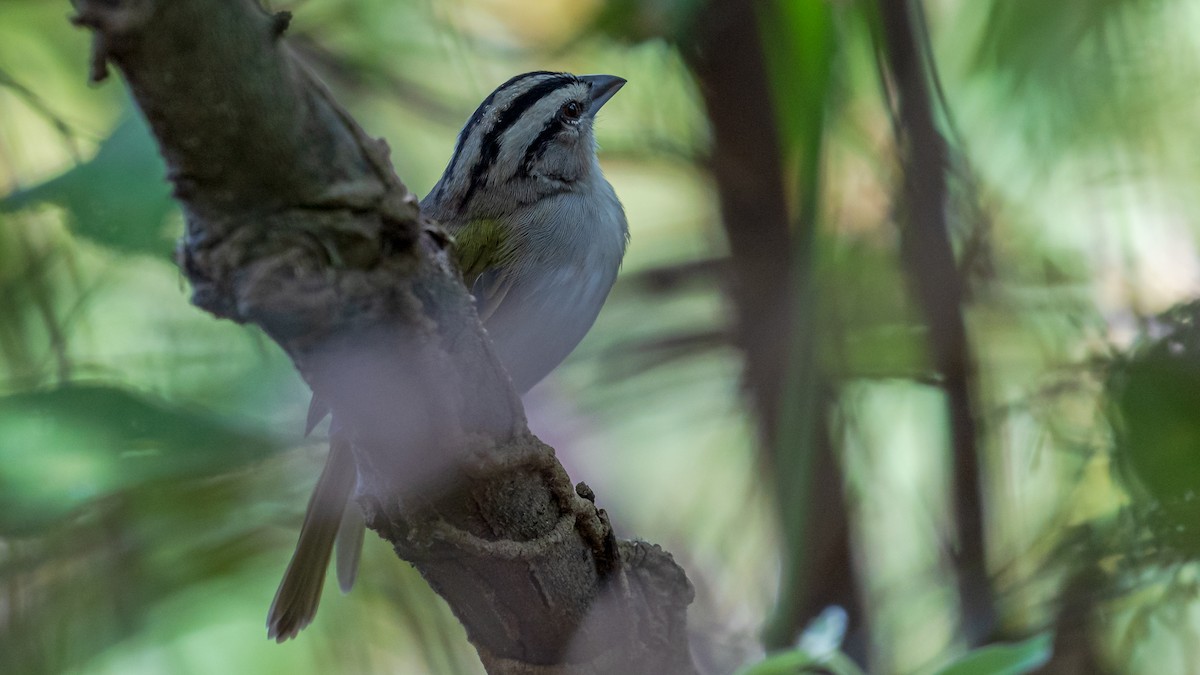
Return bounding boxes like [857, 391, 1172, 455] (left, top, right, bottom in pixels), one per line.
[480, 179, 627, 393]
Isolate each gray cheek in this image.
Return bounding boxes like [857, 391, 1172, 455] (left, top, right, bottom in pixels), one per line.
[526, 127, 592, 184]
[567, 134, 596, 180]
[538, 148, 584, 183]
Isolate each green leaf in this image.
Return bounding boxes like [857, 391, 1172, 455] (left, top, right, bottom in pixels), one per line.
[735, 649, 816, 675]
[756, 0, 834, 169]
[1, 112, 177, 257]
[735, 649, 866, 675]
[754, 0, 837, 650]
[0, 383, 282, 535]
[933, 633, 1053, 675]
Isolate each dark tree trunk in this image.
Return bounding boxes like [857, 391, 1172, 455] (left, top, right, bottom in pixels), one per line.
[876, 0, 996, 644]
[683, 0, 865, 660]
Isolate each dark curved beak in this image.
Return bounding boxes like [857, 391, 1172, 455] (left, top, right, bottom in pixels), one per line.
[581, 74, 626, 116]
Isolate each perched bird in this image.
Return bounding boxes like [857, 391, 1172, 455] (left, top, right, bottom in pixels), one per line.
[267, 71, 629, 641]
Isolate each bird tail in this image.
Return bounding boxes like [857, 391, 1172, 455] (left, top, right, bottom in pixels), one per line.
[267, 432, 360, 641]
[336, 498, 365, 593]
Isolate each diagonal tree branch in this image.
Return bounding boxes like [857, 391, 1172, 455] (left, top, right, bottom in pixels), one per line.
[67, 1, 695, 672]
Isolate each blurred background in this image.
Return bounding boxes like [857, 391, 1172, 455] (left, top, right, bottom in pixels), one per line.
[3, 0, 1200, 673]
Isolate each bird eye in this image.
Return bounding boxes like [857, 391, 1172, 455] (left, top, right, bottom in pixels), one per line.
[562, 101, 583, 121]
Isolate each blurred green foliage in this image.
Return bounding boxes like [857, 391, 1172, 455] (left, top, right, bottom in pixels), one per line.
[1, 116, 175, 257]
[735, 633, 1049, 675]
[0, 383, 280, 535]
[3, 0, 1200, 673]
[1110, 301, 1200, 555]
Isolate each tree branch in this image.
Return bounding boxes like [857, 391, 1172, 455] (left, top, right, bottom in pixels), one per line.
[68, 1, 695, 672]
[876, 0, 995, 644]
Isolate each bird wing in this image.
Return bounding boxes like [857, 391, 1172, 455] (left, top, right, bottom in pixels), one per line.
[451, 218, 517, 323]
[471, 268, 514, 323]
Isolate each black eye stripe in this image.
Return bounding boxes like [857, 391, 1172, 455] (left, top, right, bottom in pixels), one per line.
[520, 116, 566, 175]
[518, 98, 585, 176]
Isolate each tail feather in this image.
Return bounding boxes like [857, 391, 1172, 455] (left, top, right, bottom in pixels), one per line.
[305, 395, 331, 437]
[267, 433, 356, 642]
[336, 504, 366, 594]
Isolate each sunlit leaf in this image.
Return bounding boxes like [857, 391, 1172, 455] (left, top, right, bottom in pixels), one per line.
[932, 633, 1053, 675]
[734, 648, 866, 675]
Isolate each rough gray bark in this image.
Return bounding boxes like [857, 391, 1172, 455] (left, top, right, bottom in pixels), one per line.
[68, 1, 695, 672]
